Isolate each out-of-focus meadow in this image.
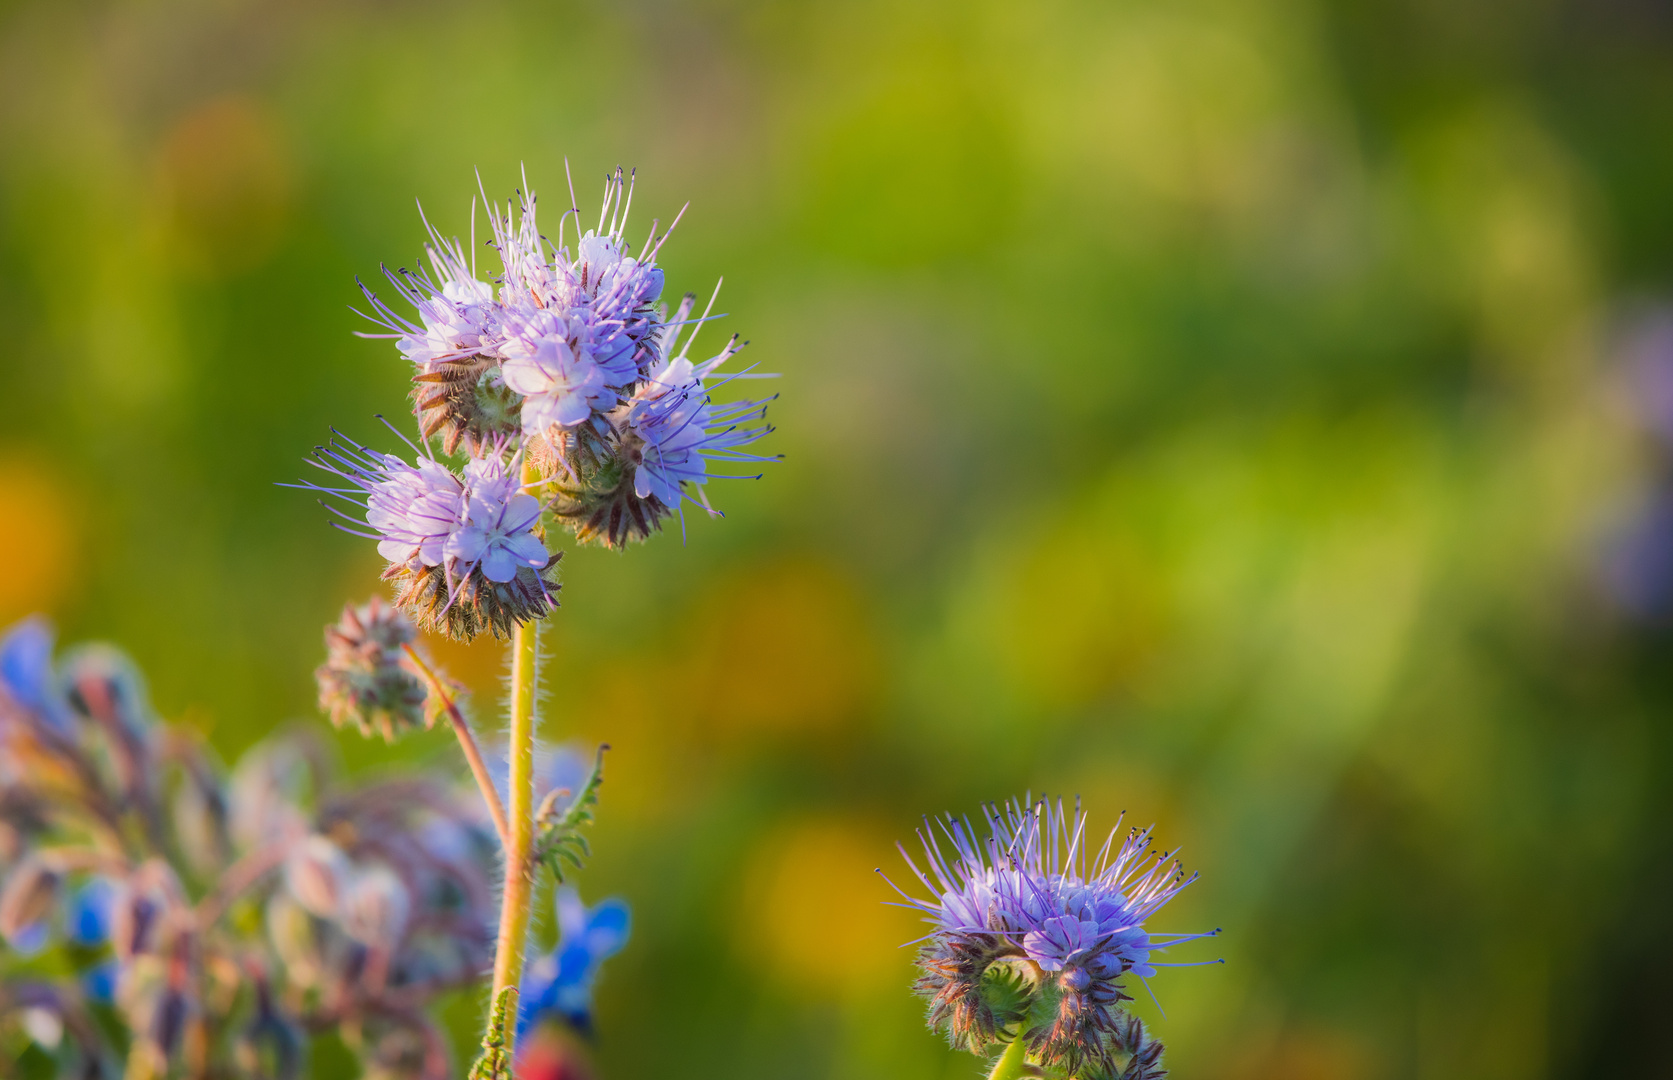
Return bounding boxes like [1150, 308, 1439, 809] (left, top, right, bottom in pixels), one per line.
[4, 0, 1673, 1076]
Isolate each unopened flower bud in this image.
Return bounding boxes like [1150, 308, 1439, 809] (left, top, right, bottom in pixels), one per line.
[265, 891, 323, 991]
[339, 863, 411, 950]
[284, 835, 350, 919]
[229, 741, 312, 851]
[66, 876, 116, 946]
[315, 598, 430, 743]
[0, 854, 60, 945]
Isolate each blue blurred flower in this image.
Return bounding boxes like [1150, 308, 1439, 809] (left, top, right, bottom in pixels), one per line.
[0, 616, 69, 731]
[518, 887, 630, 1039]
[67, 877, 116, 946]
[81, 960, 118, 1004]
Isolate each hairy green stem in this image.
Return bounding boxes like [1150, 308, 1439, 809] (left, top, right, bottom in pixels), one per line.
[487, 572, 541, 1059]
[986, 1031, 1033, 1080]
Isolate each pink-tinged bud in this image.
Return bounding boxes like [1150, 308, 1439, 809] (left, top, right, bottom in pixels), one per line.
[0, 855, 60, 944]
[339, 863, 411, 950]
[283, 835, 350, 919]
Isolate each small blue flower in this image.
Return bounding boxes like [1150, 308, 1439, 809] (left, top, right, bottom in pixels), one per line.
[81, 960, 118, 1004]
[0, 617, 70, 732]
[518, 887, 630, 1038]
[67, 877, 116, 947]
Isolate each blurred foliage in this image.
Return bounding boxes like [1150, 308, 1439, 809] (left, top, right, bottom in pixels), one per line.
[4, 0, 1673, 1077]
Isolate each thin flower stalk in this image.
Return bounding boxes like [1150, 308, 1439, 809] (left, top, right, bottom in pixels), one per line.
[401, 642, 510, 845]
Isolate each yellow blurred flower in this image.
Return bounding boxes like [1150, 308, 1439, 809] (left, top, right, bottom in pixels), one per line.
[736, 816, 917, 997]
[0, 458, 75, 624]
[155, 95, 293, 278]
[685, 559, 880, 741]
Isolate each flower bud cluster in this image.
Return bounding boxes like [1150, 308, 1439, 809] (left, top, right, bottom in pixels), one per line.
[315, 597, 431, 742]
[886, 797, 1220, 1079]
[0, 618, 499, 1079]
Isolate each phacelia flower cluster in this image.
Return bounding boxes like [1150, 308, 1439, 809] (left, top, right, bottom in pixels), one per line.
[0, 619, 500, 1080]
[298, 168, 777, 641]
[360, 169, 777, 541]
[886, 797, 1220, 1080]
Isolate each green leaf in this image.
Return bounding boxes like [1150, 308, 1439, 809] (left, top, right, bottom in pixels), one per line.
[467, 986, 519, 1080]
[531, 744, 607, 883]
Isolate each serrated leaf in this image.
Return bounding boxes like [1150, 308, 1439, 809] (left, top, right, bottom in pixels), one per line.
[531, 744, 606, 883]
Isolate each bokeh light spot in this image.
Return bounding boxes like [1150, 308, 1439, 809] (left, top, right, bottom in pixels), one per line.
[156, 95, 294, 278]
[0, 457, 76, 625]
[737, 817, 916, 996]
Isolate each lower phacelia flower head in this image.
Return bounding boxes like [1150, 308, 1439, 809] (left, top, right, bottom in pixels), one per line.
[315, 598, 430, 743]
[296, 433, 560, 641]
[884, 797, 1220, 1079]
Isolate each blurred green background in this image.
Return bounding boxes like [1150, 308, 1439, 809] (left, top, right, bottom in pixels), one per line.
[4, 0, 1673, 1076]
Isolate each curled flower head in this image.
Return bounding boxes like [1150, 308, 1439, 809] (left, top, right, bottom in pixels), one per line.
[537, 321, 778, 549]
[360, 221, 516, 455]
[884, 797, 1219, 1076]
[294, 432, 560, 641]
[315, 598, 429, 743]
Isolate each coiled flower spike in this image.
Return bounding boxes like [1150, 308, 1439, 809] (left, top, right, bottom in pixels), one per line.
[536, 297, 779, 548]
[357, 214, 516, 456]
[883, 797, 1221, 1079]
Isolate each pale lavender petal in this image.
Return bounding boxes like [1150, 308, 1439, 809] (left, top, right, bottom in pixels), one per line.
[480, 545, 518, 583]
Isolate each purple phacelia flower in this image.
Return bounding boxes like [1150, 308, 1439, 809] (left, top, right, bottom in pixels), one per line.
[500, 307, 619, 434]
[447, 456, 549, 583]
[536, 319, 778, 549]
[623, 350, 776, 514]
[295, 433, 560, 641]
[884, 797, 1219, 1077]
[358, 218, 517, 456]
[488, 174, 664, 446]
